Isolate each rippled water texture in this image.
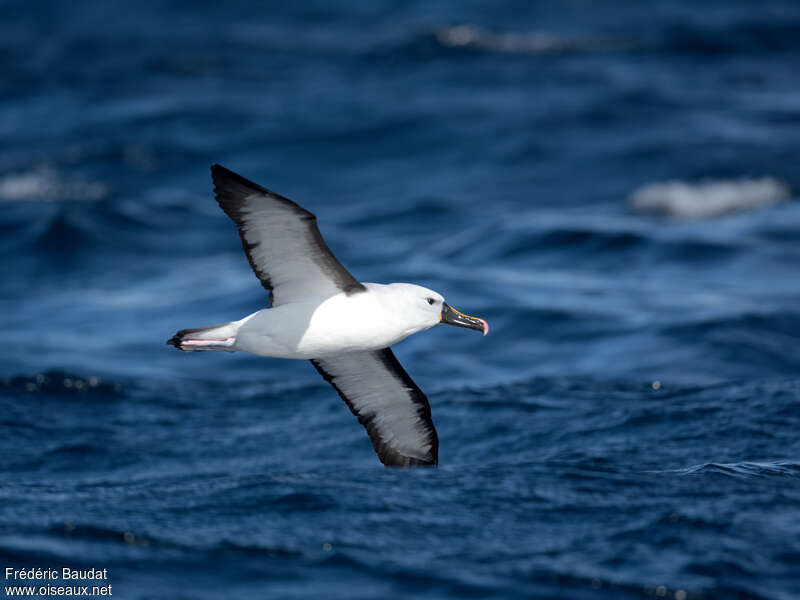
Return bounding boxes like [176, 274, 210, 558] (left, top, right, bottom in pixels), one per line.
[2, 1, 800, 599]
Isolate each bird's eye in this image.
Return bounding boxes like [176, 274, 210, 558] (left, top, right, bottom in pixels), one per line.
[426, 297, 435, 305]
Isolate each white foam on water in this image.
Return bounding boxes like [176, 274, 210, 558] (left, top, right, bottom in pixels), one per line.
[434, 24, 627, 55]
[629, 177, 791, 219]
[0, 167, 108, 202]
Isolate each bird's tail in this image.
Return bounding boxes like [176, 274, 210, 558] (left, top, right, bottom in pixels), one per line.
[167, 322, 238, 352]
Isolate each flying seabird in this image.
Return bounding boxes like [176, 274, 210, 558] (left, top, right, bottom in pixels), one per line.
[168, 165, 488, 467]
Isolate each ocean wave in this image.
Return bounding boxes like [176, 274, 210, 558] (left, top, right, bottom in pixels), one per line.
[0, 167, 108, 203]
[489, 225, 739, 267]
[0, 371, 121, 397]
[657, 20, 800, 55]
[629, 177, 791, 218]
[47, 522, 150, 545]
[400, 19, 800, 62]
[678, 461, 800, 478]
[499, 228, 647, 256]
[48, 522, 300, 556]
[431, 24, 630, 56]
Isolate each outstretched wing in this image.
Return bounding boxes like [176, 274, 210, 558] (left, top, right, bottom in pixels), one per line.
[311, 349, 439, 467]
[211, 164, 366, 306]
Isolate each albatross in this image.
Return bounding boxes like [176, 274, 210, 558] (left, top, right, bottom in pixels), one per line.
[168, 165, 488, 467]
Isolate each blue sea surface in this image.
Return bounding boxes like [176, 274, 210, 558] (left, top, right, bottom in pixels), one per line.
[2, 1, 800, 598]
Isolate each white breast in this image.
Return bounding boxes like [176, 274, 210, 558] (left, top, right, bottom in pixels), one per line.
[233, 285, 421, 359]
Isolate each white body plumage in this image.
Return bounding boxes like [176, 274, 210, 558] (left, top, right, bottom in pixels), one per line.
[232, 283, 444, 359]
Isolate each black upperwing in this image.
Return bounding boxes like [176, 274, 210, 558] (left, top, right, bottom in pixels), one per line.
[211, 164, 365, 306]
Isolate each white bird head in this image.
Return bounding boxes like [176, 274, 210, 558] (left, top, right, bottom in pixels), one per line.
[383, 283, 489, 336]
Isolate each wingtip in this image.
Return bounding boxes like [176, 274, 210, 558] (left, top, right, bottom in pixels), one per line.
[378, 447, 438, 468]
[210, 163, 270, 198]
[210, 163, 233, 186]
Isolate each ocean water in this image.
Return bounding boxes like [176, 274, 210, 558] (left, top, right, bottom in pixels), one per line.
[2, 1, 800, 598]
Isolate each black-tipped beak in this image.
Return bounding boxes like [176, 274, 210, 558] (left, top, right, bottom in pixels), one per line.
[440, 303, 489, 335]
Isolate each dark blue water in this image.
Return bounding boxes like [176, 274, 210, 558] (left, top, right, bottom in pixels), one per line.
[2, 1, 800, 598]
